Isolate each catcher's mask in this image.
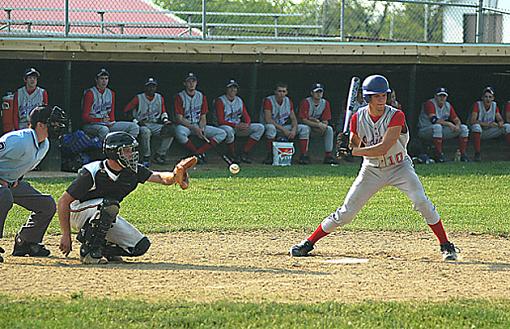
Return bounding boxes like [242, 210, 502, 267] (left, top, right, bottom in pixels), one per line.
[103, 132, 139, 173]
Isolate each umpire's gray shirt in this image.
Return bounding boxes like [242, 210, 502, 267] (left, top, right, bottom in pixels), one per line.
[0, 128, 49, 183]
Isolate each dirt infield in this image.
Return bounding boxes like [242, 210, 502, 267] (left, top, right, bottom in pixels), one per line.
[1, 230, 510, 303]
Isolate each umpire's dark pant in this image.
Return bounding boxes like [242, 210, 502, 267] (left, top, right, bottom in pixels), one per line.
[0, 181, 56, 243]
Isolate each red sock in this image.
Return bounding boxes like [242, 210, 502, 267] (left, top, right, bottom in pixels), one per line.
[325, 152, 332, 158]
[433, 138, 443, 156]
[459, 137, 468, 155]
[243, 138, 258, 153]
[184, 140, 198, 153]
[428, 220, 448, 244]
[472, 132, 481, 153]
[226, 142, 236, 156]
[266, 138, 274, 152]
[307, 224, 329, 245]
[299, 139, 309, 156]
[197, 139, 217, 154]
[505, 133, 510, 145]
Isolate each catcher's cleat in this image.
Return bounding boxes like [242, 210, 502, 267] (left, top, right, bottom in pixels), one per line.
[12, 234, 50, 257]
[105, 255, 124, 263]
[289, 239, 314, 257]
[460, 154, 470, 162]
[440, 242, 460, 261]
[80, 253, 108, 264]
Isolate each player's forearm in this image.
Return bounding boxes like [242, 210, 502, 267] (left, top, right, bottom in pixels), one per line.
[57, 206, 72, 237]
[352, 138, 396, 157]
[302, 118, 320, 127]
[149, 172, 176, 185]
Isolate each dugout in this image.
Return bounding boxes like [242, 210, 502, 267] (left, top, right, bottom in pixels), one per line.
[1, 39, 510, 164]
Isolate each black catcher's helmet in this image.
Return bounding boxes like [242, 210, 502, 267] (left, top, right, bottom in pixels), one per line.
[103, 132, 139, 172]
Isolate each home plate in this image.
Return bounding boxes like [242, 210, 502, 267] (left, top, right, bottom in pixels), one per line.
[323, 258, 369, 264]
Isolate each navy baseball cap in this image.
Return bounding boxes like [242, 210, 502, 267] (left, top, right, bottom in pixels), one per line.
[226, 79, 239, 88]
[24, 67, 40, 78]
[435, 87, 448, 96]
[311, 83, 324, 92]
[145, 77, 158, 86]
[483, 86, 495, 95]
[96, 68, 110, 78]
[184, 72, 198, 81]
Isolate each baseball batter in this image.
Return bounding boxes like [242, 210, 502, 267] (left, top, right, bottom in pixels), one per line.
[58, 131, 197, 264]
[290, 75, 459, 261]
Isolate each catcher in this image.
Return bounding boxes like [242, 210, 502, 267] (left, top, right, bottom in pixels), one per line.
[57, 131, 197, 264]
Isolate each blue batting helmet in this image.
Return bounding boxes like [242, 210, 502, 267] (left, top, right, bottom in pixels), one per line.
[362, 75, 391, 102]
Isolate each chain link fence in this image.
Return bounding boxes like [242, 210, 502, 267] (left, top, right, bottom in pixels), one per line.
[1, 0, 509, 43]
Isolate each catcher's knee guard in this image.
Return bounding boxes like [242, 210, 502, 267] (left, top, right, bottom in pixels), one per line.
[80, 199, 120, 259]
[129, 237, 151, 256]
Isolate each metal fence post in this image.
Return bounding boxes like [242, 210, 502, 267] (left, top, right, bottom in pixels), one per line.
[274, 16, 279, 37]
[202, 0, 207, 39]
[6, 9, 12, 33]
[476, 0, 484, 43]
[98, 11, 105, 34]
[424, 4, 429, 42]
[65, 0, 69, 37]
[340, 0, 345, 41]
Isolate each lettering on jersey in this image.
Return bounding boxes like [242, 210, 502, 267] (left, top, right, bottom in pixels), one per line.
[0, 142, 5, 151]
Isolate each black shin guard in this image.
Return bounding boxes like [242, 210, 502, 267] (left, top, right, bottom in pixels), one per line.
[84, 199, 120, 259]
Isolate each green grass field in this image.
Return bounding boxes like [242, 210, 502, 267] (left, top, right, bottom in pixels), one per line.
[2, 161, 510, 328]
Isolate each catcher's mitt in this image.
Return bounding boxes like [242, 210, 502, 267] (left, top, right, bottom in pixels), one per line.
[173, 156, 198, 189]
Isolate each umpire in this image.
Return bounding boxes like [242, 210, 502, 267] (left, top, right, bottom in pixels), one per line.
[0, 105, 66, 262]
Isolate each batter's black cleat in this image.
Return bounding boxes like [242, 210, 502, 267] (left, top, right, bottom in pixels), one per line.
[12, 234, 50, 257]
[290, 239, 314, 257]
[440, 241, 460, 261]
[0, 246, 4, 263]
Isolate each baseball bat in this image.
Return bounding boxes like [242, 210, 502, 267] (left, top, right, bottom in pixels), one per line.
[336, 76, 361, 158]
[202, 135, 236, 167]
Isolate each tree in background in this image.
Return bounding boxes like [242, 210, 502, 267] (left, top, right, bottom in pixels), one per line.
[153, 0, 443, 42]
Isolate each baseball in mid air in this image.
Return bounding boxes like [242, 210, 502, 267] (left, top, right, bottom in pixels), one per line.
[229, 163, 240, 175]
